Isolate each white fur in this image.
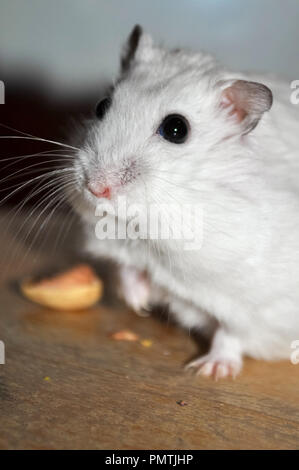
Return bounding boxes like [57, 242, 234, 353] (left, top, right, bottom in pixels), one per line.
[70, 30, 299, 377]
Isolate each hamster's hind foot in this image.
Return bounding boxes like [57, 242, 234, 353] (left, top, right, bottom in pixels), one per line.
[185, 327, 243, 380]
[186, 354, 242, 380]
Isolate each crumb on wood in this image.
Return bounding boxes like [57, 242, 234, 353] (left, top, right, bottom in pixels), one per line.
[140, 339, 153, 348]
[110, 329, 139, 342]
[177, 400, 188, 406]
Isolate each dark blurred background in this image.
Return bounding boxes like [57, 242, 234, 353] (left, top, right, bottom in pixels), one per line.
[0, 0, 299, 209]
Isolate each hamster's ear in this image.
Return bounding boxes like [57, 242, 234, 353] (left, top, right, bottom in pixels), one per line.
[219, 79, 273, 135]
[121, 25, 154, 74]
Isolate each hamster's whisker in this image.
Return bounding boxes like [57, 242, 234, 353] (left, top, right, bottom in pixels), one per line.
[0, 153, 75, 176]
[0, 176, 74, 274]
[0, 148, 75, 164]
[0, 170, 74, 198]
[0, 135, 79, 151]
[0, 166, 74, 189]
[50, 202, 78, 256]
[0, 168, 74, 205]
[24, 184, 73, 243]
[7, 172, 75, 214]
[0, 159, 74, 186]
[4, 180, 77, 273]
[2, 174, 76, 240]
[6, 193, 67, 275]
[21, 188, 76, 262]
[0, 122, 79, 151]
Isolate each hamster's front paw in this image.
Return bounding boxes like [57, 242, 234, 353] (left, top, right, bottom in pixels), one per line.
[118, 265, 151, 316]
[185, 328, 243, 380]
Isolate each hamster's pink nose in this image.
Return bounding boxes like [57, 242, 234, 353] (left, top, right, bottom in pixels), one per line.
[88, 184, 111, 199]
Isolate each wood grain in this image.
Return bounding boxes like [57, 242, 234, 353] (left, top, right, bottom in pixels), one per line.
[0, 208, 298, 450]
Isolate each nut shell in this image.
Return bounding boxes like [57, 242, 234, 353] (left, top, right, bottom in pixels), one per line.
[21, 264, 103, 311]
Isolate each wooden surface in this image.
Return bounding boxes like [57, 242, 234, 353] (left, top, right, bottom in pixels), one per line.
[0, 208, 299, 450]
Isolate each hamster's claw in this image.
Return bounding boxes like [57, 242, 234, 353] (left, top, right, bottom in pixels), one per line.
[185, 354, 242, 380]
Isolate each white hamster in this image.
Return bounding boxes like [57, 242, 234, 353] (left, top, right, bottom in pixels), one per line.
[70, 25, 299, 378]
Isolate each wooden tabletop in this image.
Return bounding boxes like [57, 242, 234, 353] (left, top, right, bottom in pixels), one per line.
[0, 208, 298, 450]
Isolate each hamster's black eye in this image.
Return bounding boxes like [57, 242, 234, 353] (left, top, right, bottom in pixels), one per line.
[95, 97, 111, 119]
[158, 114, 189, 144]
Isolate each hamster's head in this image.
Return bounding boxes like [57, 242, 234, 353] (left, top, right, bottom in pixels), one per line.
[71, 25, 273, 229]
